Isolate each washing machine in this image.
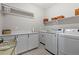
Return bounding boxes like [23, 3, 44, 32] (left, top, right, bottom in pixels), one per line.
[58, 29, 79, 55]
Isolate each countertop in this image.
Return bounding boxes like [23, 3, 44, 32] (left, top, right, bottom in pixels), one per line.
[40, 30, 79, 37]
[58, 32, 79, 37]
[39, 30, 63, 34]
[0, 32, 38, 37]
[1, 30, 79, 37]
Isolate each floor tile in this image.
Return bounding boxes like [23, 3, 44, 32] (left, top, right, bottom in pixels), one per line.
[22, 44, 51, 55]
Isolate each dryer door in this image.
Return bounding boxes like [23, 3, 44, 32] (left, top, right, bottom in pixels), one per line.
[58, 34, 79, 55]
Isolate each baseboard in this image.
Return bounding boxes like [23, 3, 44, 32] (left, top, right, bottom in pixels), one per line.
[45, 49, 55, 55]
[40, 42, 45, 45]
[17, 47, 38, 55]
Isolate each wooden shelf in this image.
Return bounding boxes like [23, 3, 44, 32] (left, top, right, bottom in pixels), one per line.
[44, 16, 79, 26]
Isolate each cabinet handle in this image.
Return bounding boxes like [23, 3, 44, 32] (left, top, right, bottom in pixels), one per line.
[42, 35, 44, 37]
[28, 34, 29, 38]
[16, 35, 18, 38]
[55, 35, 56, 37]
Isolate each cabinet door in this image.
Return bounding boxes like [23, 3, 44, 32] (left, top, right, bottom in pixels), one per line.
[28, 34, 39, 50]
[39, 33, 45, 44]
[45, 33, 57, 54]
[45, 33, 52, 52]
[15, 35, 28, 54]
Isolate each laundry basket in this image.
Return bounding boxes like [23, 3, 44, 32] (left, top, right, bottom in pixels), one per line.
[0, 38, 16, 55]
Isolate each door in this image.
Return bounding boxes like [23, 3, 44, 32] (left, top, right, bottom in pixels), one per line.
[28, 34, 39, 50]
[45, 33, 57, 54]
[58, 34, 79, 55]
[0, 4, 2, 34]
[15, 35, 28, 54]
[0, 4, 1, 11]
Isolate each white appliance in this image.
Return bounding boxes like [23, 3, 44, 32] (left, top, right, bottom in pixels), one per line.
[45, 28, 63, 55]
[58, 29, 79, 55]
[45, 32, 57, 54]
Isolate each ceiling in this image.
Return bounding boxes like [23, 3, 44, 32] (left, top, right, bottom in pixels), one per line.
[33, 3, 56, 9]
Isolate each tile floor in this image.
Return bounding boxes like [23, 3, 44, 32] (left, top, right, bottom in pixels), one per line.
[22, 43, 51, 55]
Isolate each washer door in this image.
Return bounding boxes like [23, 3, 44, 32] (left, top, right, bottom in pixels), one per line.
[58, 34, 79, 55]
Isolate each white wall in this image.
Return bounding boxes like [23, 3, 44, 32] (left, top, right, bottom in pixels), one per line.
[3, 3, 44, 33]
[2, 3, 79, 33]
[45, 3, 79, 29]
[46, 3, 79, 21]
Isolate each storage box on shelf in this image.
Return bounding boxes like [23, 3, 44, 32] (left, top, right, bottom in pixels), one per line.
[75, 8, 79, 16]
[43, 17, 48, 25]
[43, 16, 65, 25]
[2, 29, 11, 35]
[51, 15, 64, 21]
